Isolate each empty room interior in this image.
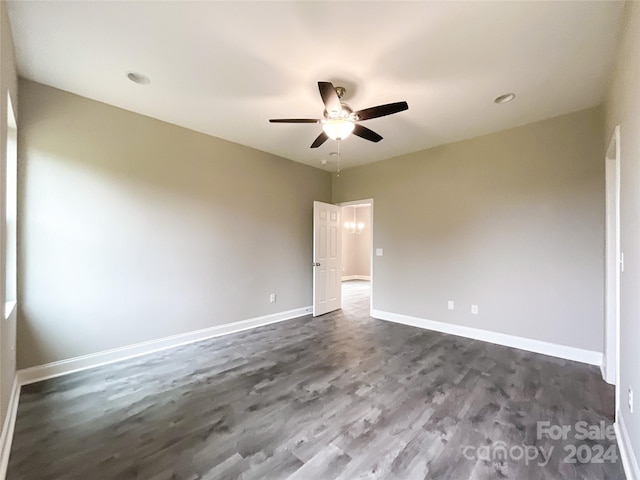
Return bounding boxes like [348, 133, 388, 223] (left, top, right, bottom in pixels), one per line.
[0, 1, 639, 479]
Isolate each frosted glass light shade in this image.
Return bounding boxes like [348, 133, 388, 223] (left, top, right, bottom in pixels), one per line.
[322, 119, 355, 140]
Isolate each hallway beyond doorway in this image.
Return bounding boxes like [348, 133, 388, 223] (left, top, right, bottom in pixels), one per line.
[341, 280, 370, 317]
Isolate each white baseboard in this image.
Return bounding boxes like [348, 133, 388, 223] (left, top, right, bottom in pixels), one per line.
[342, 275, 371, 281]
[0, 376, 20, 480]
[18, 306, 312, 386]
[616, 413, 640, 480]
[371, 309, 602, 366]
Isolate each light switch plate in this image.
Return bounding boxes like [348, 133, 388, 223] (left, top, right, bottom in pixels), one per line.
[376, 248, 383, 256]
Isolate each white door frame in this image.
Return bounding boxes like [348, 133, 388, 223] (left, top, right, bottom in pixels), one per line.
[339, 198, 374, 313]
[604, 126, 620, 394]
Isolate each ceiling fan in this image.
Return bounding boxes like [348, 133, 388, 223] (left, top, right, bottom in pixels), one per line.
[269, 81, 409, 148]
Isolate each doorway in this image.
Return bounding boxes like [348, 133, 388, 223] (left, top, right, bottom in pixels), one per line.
[604, 126, 620, 392]
[340, 199, 373, 314]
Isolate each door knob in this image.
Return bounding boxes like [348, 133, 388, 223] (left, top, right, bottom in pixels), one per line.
[313, 262, 321, 267]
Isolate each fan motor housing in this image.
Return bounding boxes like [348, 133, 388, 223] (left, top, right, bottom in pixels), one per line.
[324, 104, 353, 120]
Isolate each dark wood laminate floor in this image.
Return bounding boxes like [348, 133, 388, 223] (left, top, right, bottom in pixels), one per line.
[8, 281, 624, 479]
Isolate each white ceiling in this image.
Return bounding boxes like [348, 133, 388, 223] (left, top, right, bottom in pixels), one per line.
[7, 1, 625, 171]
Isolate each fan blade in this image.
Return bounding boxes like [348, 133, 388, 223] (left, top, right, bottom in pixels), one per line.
[269, 119, 320, 123]
[318, 82, 341, 114]
[310, 132, 329, 148]
[353, 124, 383, 143]
[354, 101, 408, 121]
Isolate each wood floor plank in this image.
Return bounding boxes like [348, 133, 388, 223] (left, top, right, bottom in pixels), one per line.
[7, 281, 625, 479]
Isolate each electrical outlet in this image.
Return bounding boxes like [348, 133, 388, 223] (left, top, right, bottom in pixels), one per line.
[471, 305, 479, 315]
[270, 293, 276, 303]
[448, 301, 454, 310]
[629, 387, 634, 414]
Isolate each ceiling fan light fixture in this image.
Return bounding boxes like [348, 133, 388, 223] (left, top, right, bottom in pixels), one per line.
[322, 119, 355, 140]
[270, 81, 408, 148]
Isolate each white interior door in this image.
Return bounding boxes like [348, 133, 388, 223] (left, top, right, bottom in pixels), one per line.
[313, 201, 342, 316]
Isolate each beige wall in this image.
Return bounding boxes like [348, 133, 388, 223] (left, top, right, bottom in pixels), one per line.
[334, 107, 605, 353]
[341, 205, 371, 278]
[0, 0, 18, 441]
[17, 79, 331, 368]
[605, 0, 640, 469]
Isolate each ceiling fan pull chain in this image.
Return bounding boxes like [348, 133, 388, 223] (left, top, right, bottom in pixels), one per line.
[337, 140, 341, 177]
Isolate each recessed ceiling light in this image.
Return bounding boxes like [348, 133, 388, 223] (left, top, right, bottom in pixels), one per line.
[494, 93, 516, 104]
[329, 152, 339, 157]
[127, 72, 150, 85]
[321, 159, 328, 165]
